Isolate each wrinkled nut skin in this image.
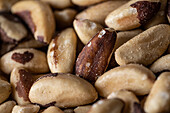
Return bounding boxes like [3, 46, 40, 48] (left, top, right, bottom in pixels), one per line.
[12, 104, 40, 113]
[74, 105, 91, 113]
[42, 106, 64, 113]
[95, 64, 156, 97]
[115, 24, 170, 66]
[0, 101, 16, 113]
[72, 0, 106, 6]
[29, 73, 98, 108]
[144, 72, 170, 113]
[76, 28, 116, 83]
[105, 0, 161, 30]
[88, 98, 124, 113]
[73, 19, 103, 45]
[11, 0, 55, 44]
[0, 48, 49, 74]
[76, 1, 127, 25]
[47, 28, 77, 73]
[0, 0, 18, 11]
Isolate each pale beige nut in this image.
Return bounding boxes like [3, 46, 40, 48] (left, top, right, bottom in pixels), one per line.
[29, 73, 98, 108]
[108, 90, 139, 113]
[115, 24, 170, 66]
[47, 28, 77, 73]
[54, 9, 77, 29]
[76, 28, 117, 83]
[73, 19, 103, 45]
[72, 0, 106, 6]
[88, 98, 124, 113]
[12, 104, 40, 113]
[105, 0, 161, 30]
[11, 0, 55, 44]
[0, 79, 11, 104]
[76, 1, 127, 25]
[0, 48, 49, 74]
[0, 0, 18, 11]
[168, 0, 170, 23]
[42, 106, 64, 113]
[95, 64, 156, 97]
[0, 101, 16, 113]
[144, 72, 170, 113]
[74, 105, 91, 113]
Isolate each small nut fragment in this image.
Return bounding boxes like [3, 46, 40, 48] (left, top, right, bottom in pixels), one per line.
[73, 19, 103, 45]
[88, 98, 124, 113]
[76, 28, 116, 83]
[12, 104, 40, 113]
[72, 0, 106, 6]
[47, 28, 77, 73]
[29, 73, 98, 108]
[0, 0, 18, 11]
[0, 101, 16, 113]
[42, 106, 64, 113]
[115, 24, 170, 66]
[74, 105, 91, 113]
[144, 72, 170, 113]
[95, 64, 156, 97]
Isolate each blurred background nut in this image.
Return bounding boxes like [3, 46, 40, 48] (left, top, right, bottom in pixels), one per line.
[76, 1, 127, 25]
[132, 102, 145, 113]
[12, 104, 40, 113]
[0, 48, 49, 74]
[168, 0, 170, 23]
[74, 105, 91, 113]
[47, 28, 77, 73]
[11, 0, 55, 44]
[0, 101, 16, 113]
[0, 0, 18, 11]
[29, 73, 98, 108]
[42, 106, 64, 113]
[144, 72, 170, 113]
[72, 0, 106, 6]
[63, 109, 74, 113]
[95, 64, 156, 97]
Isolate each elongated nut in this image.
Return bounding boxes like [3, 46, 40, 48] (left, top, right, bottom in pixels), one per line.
[11, 0, 55, 44]
[95, 64, 156, 97]
[0, 101, 16, 113]
[0, 0, 18, 11]
[42, 106, 64, 113]
[88, 98, 124, 113]
[108, 90, 139, 113]
[0, 48, 49, 74]
[168, 0, 170, 23]
[144, 72, 170, 113]
[105, 0, 161, 30]
[76, 28, 116, 83]
[29, 73, 98, 108]
[74, 105, 91, 113]
[76, 1, 127, 25]
[115, 24, 170, 66]
[12, 104, 40, 113]
[72, 0, 106, 6]
[47, 28, 77, 73]
[73, 19, 103, 45]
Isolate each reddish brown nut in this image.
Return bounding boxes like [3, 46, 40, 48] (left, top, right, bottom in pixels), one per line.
[0, 101, 16, 113]
[76, 28, 117, 83]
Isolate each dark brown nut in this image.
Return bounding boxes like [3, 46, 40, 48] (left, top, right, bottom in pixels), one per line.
[132, 102, 145, 113]
[144, 72, 170, 113]
[54, 9, 77, 29]
[74, 105, 91, 113]
[95, 64, 156, 97]
[76, 1, 127, 25]
[107, 90, 139, 113]
[168, 0, 170, 23]
[72, 0, 106, 6]
[105, 0, 161, 30]
[0, 48, 49, 74]
[42, 106, 64, 113]
[88, 98, 124, 113]
[47, 28, 77, 73]
[0, 101, 16, 113]
[29, 73, 98, 108]
[12, 104, 40, 113]
[115, 24, 170, 66]
[73, 19, 103, 45]
[11, 0, 55, 44]
[0, 0, 18, 11]
[76, 28, 116, 83]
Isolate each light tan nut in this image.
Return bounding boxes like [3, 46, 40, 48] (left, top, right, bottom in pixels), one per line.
[42, 106, 64, 113]
[74, 105, 91, 113]
[0, 48, 49, 74]
[12, 104, 40, 113]
[54, 9, 77, 29]
[11, 0, 55, 44]
[108, 90, 139, 113]
[76, 1, 127, 25]
[132, 102, 145, 113]
[76, 28, 116, 83]
[168, 0, 170, 23]
[0, 101, 16, 113]
[88, 98, 124, 113]
[0, 79, 11, 104]
[73, 19, 103, 45]
[47, 28, 77, 73]
[144, 72, 170, 113]
[29, 73, 98, 108]
[40, 0, 72, 9]
[115, 24, 170, 66]
[0, 0, 18, 11]
[105, 0, 161, 30]
[72, 0, 106, 6]
[150, 54, 170, 73]
[95, 64, 156, 97]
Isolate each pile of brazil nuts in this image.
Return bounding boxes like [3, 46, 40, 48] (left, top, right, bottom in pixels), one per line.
[0, 0, 170, 113]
